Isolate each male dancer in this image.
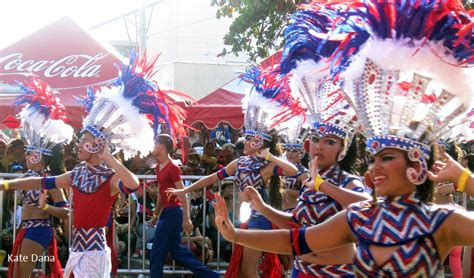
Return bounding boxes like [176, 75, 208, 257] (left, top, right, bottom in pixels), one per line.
[149, 134, 219, 278]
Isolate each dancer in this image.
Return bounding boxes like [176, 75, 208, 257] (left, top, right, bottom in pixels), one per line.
[168, 65, 303, 277]
[0, 53, 177, 277]
[245, 58, 370, 277]
[212, 0, 474, 276]
[279, 116, 309, 212]
[149, 134, 219, 278]
[7, 77, 72, 278]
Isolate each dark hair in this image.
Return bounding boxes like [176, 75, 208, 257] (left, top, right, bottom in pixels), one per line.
[157, 134, 175, 154]
[264, 131, 283, 209]
[44, 144, 66, 175]
[10, 139, 25, 149]
[338, 134, 364, 175]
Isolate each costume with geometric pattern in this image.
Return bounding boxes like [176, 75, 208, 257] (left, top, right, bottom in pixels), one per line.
[347, 192, 454, 277]
[64, 163, 116, 277]
[292, 164, 365, 277]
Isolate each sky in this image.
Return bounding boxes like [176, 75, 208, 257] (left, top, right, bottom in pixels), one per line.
[0, 0, 145, 49]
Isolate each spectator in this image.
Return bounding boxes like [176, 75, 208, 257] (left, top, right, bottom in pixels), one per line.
[182, 149, 202, 176]
[2, 139, 25, 172]
[131, 180, 159, 258]
[234, 140, 244, 158]
[216, 149, 233, 167]
[200, 142, 218, 174]
[209, 182, 234, 262]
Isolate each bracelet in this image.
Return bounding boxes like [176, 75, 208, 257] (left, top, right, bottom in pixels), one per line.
[457, 168, 472, 192]
[314, 175, 325, 191]
[2, 180, 9, 191]
[265, 152, 271, 161]
[41, 204, 49, 211]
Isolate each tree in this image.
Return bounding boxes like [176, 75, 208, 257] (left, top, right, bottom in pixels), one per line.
[212, 0, 473, 61]
[211, 0, 306, 61]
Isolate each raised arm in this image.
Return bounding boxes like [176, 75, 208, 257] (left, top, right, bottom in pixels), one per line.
[167, 159, 238, 199]
[101, 148, 139, 195]
[257, 148, 298, 176]
[436, 209, 474, 260]
[305, 158, 370, 207]
[428, 152, 473, 197]
[213, 192, 354, 255]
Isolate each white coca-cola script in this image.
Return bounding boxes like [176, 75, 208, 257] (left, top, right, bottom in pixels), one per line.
[0, 53, 109, 78]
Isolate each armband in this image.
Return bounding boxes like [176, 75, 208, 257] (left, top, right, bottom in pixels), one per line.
[42, 177, 57, 190]
[457, 168, 472, 192]
[290, 227, 311, 256]
[216, 168, 229, 180]
[314, 175, 325, 191]
[119, 181, 138, 194]
[273, 166, 283, 176]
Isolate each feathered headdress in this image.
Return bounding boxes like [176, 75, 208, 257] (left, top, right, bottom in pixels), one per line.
[318, 0, 474, 184]
[241, 64, 305, 145]
[78, 51, 187, 160]
[280, 2, 359, 160]
[15, 76, 74, 164]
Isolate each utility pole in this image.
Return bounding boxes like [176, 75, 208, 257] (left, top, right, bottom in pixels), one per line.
[138, 0, 147, 58]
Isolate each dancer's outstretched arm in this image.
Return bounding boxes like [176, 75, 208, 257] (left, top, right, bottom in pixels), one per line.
[1, 172, 71, 191]
[244, 187, 294, 228]
[166, 160, 238, 198]
[213, 193, 354, 255]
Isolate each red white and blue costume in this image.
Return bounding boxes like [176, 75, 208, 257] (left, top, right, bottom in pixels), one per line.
[67, 51, 186, 277]
[347, 193, 454, 277]
[8, 77, 72, 278]
[64, 163, 116, 277]
[291, 166, 364, 277]
[288, 0, 473, 276]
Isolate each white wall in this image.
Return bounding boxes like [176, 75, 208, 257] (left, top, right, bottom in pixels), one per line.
[91, 0, 249, 99]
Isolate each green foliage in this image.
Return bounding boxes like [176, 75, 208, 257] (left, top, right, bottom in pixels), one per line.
[211, 0, 305, 61]
[212, 0, 474, 61]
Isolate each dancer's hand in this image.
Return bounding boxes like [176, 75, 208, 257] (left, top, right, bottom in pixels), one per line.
[428, 152, 464, 184]
[149, 215, 159, 227]
[98, 144, 114, 164]
[256, 148, 271, 161]
[304, 157, 320, 190]
[243, 187, 266, 212]
[212, 193, 237, 242]
[38, 190, 48, 209]
[165, 188, 186, 201]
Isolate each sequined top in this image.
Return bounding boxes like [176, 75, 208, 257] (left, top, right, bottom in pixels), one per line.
[283, 163, 308, 191]
[234, 156, 269, 194]
[71, 162, 114, 193]
[347, 193, 454, 277]
[292, 164, 364, 226]
[20, 170, 43, 208]
[292, 164, 366, 276]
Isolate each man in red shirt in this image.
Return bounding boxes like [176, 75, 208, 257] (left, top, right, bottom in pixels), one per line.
[149, 134, 219, 278]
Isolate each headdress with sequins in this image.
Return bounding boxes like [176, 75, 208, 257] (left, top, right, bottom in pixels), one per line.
[280, 2, 359, 160]
[77, 51, 188, 160]
[15, 76, 74, 164]
[241, 64, 305, 146]
[321, 0, 474, 184]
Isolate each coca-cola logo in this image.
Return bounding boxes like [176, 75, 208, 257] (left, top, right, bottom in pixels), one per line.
[0, 53, 109, 78]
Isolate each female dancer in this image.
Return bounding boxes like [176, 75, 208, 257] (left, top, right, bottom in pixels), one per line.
[211, 0, 474, 276]
[8, 77, 72, 278]
[167, 65, 302, 277]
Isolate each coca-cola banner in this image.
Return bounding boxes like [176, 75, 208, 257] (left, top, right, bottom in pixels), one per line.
[0, 17, 124, 127]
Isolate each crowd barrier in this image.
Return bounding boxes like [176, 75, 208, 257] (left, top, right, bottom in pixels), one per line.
[0, 173, 237, 276]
